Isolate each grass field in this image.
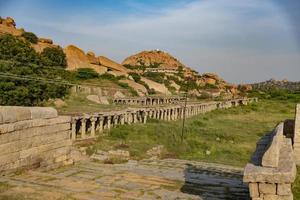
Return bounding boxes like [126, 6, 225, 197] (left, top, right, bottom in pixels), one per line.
[89, 98, 300, 199]
[90, 99, 296, 167]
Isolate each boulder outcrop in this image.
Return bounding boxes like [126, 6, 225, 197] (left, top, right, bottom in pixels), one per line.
[98, 56, 128, 72]
[122, 50, 186, 69]
[141, 77, 171, 95]
[0, 17, 23, 36]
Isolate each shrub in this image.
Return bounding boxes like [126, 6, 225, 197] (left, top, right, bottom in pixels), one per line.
[21, 31, 38, 44]
[129, 72, 141, 82]
[75, 68, 99, 79]
[143, 72, 165, 83]
[0, 34, 39, 64]
[99, 73, 119, 80]
[40, 47, 67, 67]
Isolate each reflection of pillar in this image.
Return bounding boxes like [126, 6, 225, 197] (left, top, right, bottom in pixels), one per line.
[81, 118, 86, 139]
[71, 118, 77, 140]
[91, 117, 96, 138]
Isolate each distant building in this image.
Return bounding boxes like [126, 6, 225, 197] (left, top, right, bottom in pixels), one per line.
[144, 68, 178, 74]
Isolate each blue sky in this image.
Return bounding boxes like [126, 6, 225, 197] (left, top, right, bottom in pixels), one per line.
[0, 0, 300, 83]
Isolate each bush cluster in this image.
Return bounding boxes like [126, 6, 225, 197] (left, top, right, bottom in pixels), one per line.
[0, 34, 70, 106]
[21, 31, 38, 44]
[75, 68, 99, 79]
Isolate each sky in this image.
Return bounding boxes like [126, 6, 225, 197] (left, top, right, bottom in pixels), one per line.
[0, 0, 300, 83]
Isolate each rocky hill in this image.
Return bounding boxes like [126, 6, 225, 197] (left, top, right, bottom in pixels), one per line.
[122, 50, 186, 69]
[251, 79, 300, 91]
[0, 16, 246, 99]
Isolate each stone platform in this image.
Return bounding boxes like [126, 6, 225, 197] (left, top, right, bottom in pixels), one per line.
[0, 159, 249, 200]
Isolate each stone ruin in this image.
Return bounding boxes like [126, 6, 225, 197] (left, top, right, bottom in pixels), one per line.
[0, 98, 257, 174]
[243, 104, 300, 200]
[0, 106, 73, 175]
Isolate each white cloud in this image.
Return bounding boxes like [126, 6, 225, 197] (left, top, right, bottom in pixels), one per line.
[1, 0, 299, 83]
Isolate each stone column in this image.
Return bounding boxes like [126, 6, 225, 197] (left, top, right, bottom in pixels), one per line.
[143, 111, 147, 124]
[132, 113, 137, 123]
[81, 117, 87, 139]
[120, 114, 125, 125]
[98, 116, 104, 134]
[113, 115, 119, 127]
[294, 104, 300, 165]
[168, 109, 171, 121]
[107, 116, 111, 130]
[71, 118, 77, 140]
[90, 117, 96, 138]
[127, 112, 132, 124]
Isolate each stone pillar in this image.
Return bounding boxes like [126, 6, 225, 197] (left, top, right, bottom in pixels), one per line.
[120, 114, 125, 125]
[127, 112, 132, 124]
[98, 116, 103, 134]
[143, 111, 147, 124]
[113, 115, 119, 127]
[90, 117, 96, 138]
[107, 116, 111, 130]
[168, 109, 172, 121]
[71, 118, 77, 140]
[81, 118, 87, 139]
[294, 104, 300, 165]
[164, 110, 167, 120]
[133, 113, 137, 123]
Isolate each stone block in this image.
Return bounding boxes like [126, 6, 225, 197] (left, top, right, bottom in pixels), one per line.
[259, 183, 276, 195]
[277, 184, 291, 196]
[29, 107, 58, 119]
[0, 106, 31, 124]
[0, 116, 71, 135]
[249, 183, 259, 197]
[263, 194, 280, 200]
[279, 195, 293, 200]
[262, 123, 283, 168]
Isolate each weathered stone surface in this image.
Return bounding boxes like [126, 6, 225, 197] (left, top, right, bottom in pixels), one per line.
[262, 123, 283, 168]
[0, 106, 31, 124]
[243, 139, 296, 183]
[263, 194, 280, 200]
[249, 182, 259, 198]
[259, 183, 276, 195]
[0, 116, 70, 135]
[294, 104, 300, 165]
[0, 106, 72, 174]
[277, 184, 292, 196]
[29, 107, 58, 119]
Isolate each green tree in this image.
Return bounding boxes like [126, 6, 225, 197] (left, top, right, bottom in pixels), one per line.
[0, 34, 39, 64]
[21, 31, 38, 44]
[75, 68, 99, 79]
[40, 47, 67, 67]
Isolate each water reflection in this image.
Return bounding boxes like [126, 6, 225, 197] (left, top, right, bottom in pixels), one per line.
[181, 164, 250, 200]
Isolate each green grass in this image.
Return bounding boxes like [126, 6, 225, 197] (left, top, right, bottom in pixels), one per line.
[91, 99, 296, 167]
[293, 168, 300, 200]
[50, 94, 127, 115]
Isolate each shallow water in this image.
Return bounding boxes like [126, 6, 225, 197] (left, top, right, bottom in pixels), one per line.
[181, 165, 250, 200]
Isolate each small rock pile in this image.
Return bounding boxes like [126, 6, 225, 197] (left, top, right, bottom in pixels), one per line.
[91, 149, 130, 164]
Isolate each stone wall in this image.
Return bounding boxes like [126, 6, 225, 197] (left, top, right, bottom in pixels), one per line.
[0, 106, 73, 174]
[113, 96, 186, 105]
[294, 104, 300, 164]
[71, 98, 257, 141]
[243, 104, 300, 200]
